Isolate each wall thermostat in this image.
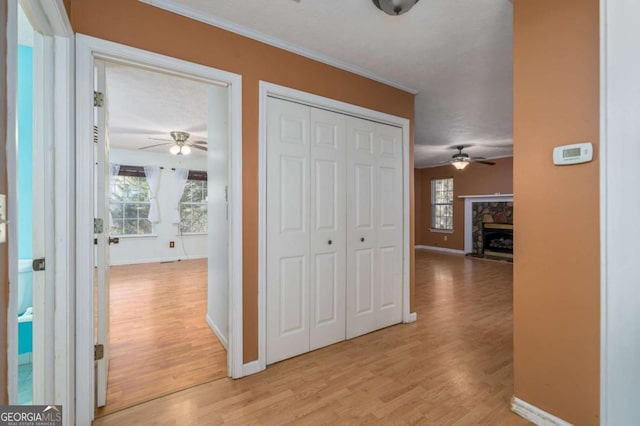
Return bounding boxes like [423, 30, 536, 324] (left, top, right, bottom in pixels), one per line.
[553, 142, 593, 165]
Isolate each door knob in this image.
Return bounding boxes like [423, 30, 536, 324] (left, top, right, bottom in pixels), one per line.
[361, 237, 365, 242]
[328, 240, 332, 245]
[109, 237, 120, 245]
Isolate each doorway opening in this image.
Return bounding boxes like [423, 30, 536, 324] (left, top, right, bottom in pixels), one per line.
[93, 60, 230, 415]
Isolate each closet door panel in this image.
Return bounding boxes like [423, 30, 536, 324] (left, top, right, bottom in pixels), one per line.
[266, 98, 311, 364]
[374, 124, 404, 328]
[309, 108, 347, 350]
[346, 118, 378, 339]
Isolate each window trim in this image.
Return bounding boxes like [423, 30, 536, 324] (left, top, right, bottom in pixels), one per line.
[431, 177, 454, 231]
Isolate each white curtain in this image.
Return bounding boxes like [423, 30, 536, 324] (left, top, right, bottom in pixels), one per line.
[172, 168, 189, 223]
[109, 164, 120, 227]
[144, 166, 161, 223]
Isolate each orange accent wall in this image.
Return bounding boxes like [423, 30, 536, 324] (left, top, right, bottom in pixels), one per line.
[1, 0, 8, 404]
[68, 0, 415, 363]
[415, 157, 513, 250]
[513, 0, 600, 424]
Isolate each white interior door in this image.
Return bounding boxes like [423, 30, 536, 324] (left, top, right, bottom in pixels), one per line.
[94, 61, 110, 407]
[373, 123, 404, 329]
[207, 85, 231, 353]
[346, 118, 377, 339]
[309, 108, 346, 350]
[266, 98, 311, 364]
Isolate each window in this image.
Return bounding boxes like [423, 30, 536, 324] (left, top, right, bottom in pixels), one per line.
[110, 166, 153, 236]
[180, 171, 208, 234]
[431, 177, 454, 230]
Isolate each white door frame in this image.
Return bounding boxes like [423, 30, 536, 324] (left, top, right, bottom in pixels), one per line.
[5, 0, 73, 416]
[599, 0, 640, 424]
[256, 81, 415, 374]
[74, 34, 244, 424]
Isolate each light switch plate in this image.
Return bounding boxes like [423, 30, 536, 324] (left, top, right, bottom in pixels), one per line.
[0, 194, 6, 244]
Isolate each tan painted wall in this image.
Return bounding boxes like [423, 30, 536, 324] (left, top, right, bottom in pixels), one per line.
[68, 0, 416, 363]
[513, 0, 600, 424]
[1, 0, 9, 404]
[415, 157, 513, 250]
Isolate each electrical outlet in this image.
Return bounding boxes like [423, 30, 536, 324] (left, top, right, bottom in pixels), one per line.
[444, 235, 448, 241]
[0, 194, 6, 244]
[169, 241, 175, 248]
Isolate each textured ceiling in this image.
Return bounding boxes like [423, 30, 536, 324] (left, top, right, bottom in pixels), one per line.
[105, 62, 209, 156]
[155, 0, 513, 167]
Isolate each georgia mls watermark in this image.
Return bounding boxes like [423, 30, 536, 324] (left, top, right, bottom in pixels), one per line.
[0, 405, 62, 426]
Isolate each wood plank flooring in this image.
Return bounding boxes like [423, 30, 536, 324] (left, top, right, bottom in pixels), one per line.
[94, 250, 529, 425]
[96, 259, 227, 416]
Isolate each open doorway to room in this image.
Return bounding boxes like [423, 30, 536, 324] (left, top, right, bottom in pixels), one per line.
[93, 61, 230, 415]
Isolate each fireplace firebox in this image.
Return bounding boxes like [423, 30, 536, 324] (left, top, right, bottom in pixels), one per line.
[482, 223, 513, 259]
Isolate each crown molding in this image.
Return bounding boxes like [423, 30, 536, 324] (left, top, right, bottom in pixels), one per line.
[139, 0, 419, 95]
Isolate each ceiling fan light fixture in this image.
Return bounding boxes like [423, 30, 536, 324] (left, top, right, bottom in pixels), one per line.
[372, 0, 420, 16]
[181, 145, 191, 155]
[169, 145, 181, 155]
[452, 159, 470, 170]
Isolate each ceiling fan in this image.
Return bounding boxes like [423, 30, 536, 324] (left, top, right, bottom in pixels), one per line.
[139, 131, 207, 155]
[446, 145, 496, 170]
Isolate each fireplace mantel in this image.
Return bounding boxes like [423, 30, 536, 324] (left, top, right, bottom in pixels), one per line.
[460, 194, 514, 253]
[459, 194, 514, 199]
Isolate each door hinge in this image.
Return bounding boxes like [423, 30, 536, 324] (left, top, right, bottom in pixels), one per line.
[94, 344, 104, 361]
[32, 258, 46, 272]
[94, 91, 104, 107]
[94, 218, 104, 234]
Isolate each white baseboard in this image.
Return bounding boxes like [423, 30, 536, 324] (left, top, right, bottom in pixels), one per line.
[109, 255, 207, 266]
[242, 360, 264, 377]
[511, 397, 573, 426]
[404, 312, 417, 323]
[206, 314, 228, 351]
[415, 245, 465, 255]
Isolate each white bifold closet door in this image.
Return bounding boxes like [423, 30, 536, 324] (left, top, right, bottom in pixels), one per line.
[266, 96, 403, 365]
[266, 98, 347, 364]
[346, 119, 403, 339]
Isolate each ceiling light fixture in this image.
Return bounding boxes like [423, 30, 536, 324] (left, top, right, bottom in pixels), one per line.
[372, 0, 420, 16]
[170, 144, 191, 156]
[452, 159, 470, 170]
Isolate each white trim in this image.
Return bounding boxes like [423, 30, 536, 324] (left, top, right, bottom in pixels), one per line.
[52, 32, 75, 426]
[600, 0, 608, 422]
[415, 245, 465, 255]
[6, 0, 19, 406]
[108, 255, 207, 266]
[138, 0, 418, 95]
[600, 0, 640, 424]
[511, 397, 573, 426]
[257, 81, 412, 373]
[404, 312, 417, 323]
[206, 314, 228, 351]
[429, 228, 454, 234]
[75, 34, 244, 425]
[242, 360, 263, 377]
[461, 195, 513, 254]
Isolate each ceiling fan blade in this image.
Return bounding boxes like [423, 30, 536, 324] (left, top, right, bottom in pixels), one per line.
[138, 142, 173, 150]
[470, 156, 487, 160]
[148, 137, 173, 142]
[191, 145, 207, 152]
[192, 140, 208, 145]
[473, 160, 496, 166]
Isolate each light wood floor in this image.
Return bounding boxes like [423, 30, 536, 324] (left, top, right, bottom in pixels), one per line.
[95, 251, 529, 425]
[96, 259, 227, 416]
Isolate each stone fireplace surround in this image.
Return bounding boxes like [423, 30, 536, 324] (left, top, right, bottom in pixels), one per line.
[460, 194, 514, 254]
